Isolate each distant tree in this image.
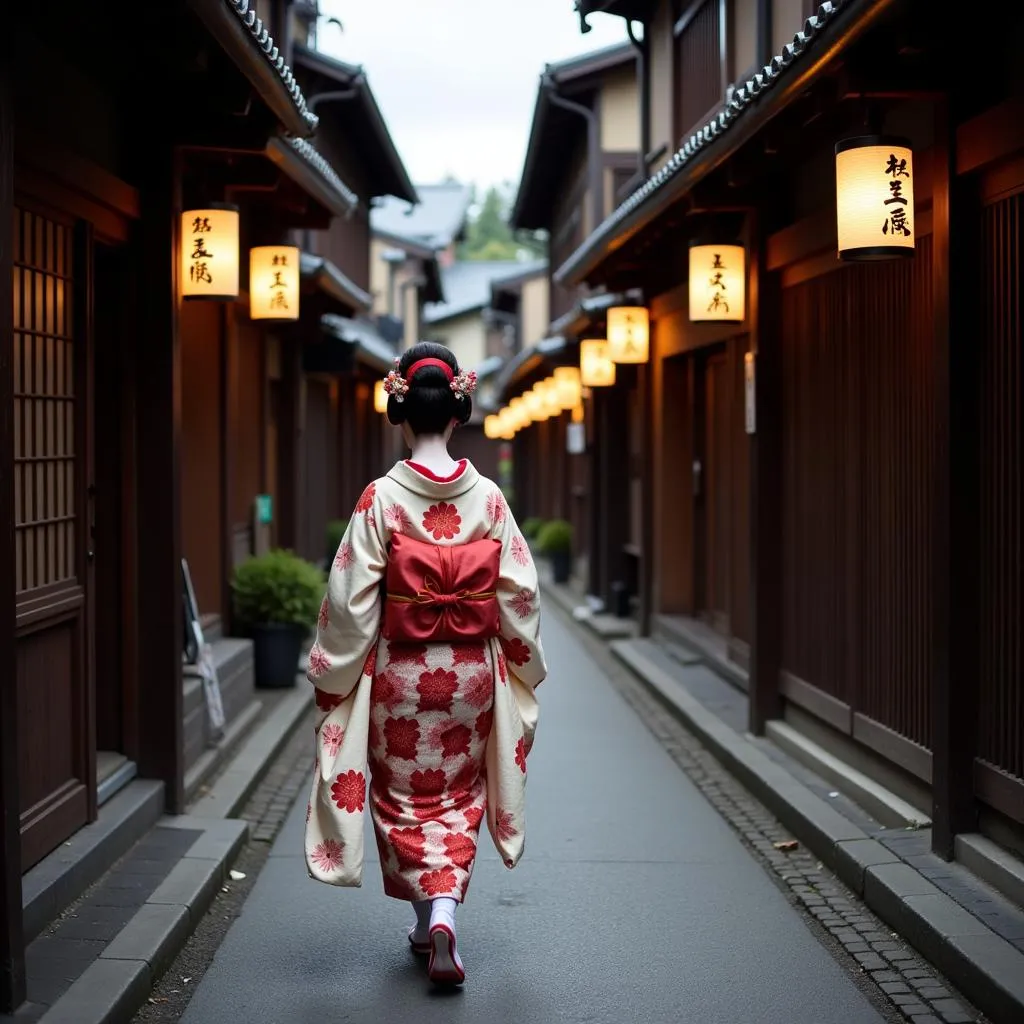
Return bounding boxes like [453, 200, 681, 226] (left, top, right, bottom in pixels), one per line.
[458, 184, 547, 262]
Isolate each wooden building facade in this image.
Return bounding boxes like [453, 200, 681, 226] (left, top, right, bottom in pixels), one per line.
[504, 43, 641, 590]
[1, 0, 415, 1010]
[552, 0, 1024, 864]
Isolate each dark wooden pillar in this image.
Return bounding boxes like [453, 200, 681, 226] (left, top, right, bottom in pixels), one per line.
[276, 340, 304, 550]
[638, 357, 655, 636]
[135, 139, 185, 812]
[931, 99, 980, 858]
[599, 385, 630, 606]
[220, 305, 239, 627]
[0, 66, 26, 1014]
[587, 389, 604, 597]
[748, 211, 783, 734]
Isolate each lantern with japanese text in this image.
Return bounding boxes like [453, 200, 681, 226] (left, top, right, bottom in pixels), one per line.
[181, 204, 239, 300]
[607, 306, 649, 363]
[250, 245, 301, 320]
[835, 136, 915, 261]
[553, 365, 582, 409]
[688, 244, 746, 322]
[579, 339, 616, 387]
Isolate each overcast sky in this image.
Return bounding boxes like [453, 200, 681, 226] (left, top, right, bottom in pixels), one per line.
[316, 0, 628, 191]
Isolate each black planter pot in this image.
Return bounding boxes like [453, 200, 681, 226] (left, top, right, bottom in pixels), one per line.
[550, 551, 572, 584]
[251, 622, 306, 689]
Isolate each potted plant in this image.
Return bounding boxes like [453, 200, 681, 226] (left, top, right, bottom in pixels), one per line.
[326, 518, 349, 567]
[521, 516, 544, 541]
[232, 549, 325, 689]
[537, 519, 573, 584]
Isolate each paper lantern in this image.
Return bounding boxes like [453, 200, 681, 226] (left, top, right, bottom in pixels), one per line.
[484, 415, 501, 439]
[538, 379, 562, 417]
[571, 403, 585, 424]
[835, 136, 915, 260]
[510, 396, 528, 429]
[181, 204, 239, 300]
[579, 339, 616, 387]
[250, 245, 301, 320]
[689, 244, 746, 322]
[498, 408, 516, 440]
[553, 366, 582, 410]
[607, 306, 649, 364]
[374, 380, 388, 414]
[525, 387, 549, 421]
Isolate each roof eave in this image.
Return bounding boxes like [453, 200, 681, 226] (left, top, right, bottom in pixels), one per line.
[187, 0, 317, 138]
[293, 44, 418, 204]
[301, 254, 373, 314]
[555, 0, 889, 286]
[266, 136, 359, 218]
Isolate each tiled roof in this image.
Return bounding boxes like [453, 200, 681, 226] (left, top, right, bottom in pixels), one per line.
[555, 0, 866, 285]
[423, 260, 529, 324]
[300, 253, 372, 313]
[287, 138, 358, 209]
[321, 314, 398, 373]
[371, 184, 474, 251]
[224, 0, 318, 131]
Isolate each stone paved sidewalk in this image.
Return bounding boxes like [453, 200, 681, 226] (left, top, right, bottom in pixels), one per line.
[132, 709, 315, 1023]
[552, 596, 987, 1024]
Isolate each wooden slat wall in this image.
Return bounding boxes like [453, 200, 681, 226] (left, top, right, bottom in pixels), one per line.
[780, 236, 935, 750]
[978, 191, 1023, 783]
[675, 0, 722, 141]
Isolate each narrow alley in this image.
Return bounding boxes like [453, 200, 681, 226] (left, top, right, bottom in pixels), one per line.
[179, 606, 893, 1024]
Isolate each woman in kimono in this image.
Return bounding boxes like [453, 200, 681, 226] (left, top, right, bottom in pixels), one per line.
[304, 341, 547, 986]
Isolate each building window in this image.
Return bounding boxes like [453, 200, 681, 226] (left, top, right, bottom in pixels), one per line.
[673, 0, 726, 142]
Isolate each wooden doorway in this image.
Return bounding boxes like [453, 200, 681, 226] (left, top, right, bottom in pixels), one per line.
[13, 204, 96, 870]
[694, 347, 731, 635]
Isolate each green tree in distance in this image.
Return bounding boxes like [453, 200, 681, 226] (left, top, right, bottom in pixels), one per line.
[458, 183, 547, 262]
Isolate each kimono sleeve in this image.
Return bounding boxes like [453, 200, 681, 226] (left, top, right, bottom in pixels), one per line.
[307, 487, 386, 700]
[493, 495, 547, 690]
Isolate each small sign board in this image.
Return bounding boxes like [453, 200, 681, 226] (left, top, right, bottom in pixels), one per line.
[255, 494, 273, 525]
[567, 422, 586, 455]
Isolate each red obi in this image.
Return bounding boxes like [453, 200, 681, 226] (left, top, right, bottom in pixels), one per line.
[383, 533, 501, 644]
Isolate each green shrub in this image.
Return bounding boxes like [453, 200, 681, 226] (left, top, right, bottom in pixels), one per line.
[232, 549, 325, 628]
[537, 519, 573, 555]
[521, 517, 544, 540]
[326, 519, 349, 564]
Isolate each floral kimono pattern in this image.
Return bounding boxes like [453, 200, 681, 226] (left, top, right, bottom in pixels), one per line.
[304, 459, 546, 901]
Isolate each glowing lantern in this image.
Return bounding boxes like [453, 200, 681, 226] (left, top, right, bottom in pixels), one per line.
[250, 245, 301, 320]
[484, 415, 501, 439]
[835, 136, 915, 260]
[538, 379, 562, 417]
[510, 396, 528, 428]
[688, 244, 745, 322]
[374, 380, 388, 414]
[580, 339, 616, 387]
[498, 408, 516, 440]
[571, 403, 585, 424]
[607, 306, 649, 364]
[553, 366, 582, 409]
[525, 387, 549, 421]
[181, 204, 239, 300]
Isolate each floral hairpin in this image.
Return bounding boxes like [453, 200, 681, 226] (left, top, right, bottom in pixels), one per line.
[382, 359, 409, 403]
[450, 369, 478, 400]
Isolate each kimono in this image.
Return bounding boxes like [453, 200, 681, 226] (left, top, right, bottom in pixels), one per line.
[304, 459, 547, 902]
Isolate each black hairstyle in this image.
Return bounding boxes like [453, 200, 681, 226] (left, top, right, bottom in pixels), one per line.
[386, 341, 472, 435]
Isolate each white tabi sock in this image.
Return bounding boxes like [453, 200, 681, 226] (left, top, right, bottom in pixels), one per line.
[430, 896, 458, 932]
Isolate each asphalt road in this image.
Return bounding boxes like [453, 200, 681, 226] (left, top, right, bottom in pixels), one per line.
[180, 609, 885, 1024]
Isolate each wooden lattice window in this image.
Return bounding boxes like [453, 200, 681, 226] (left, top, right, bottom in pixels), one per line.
[13, 208, 77, 594]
